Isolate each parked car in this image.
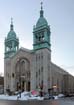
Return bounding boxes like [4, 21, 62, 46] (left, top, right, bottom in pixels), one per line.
[44, 94, 54, 100]
[58, 94, 65, 98]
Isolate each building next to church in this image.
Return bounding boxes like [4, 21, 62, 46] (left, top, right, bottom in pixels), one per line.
[4, 4, 74, 95]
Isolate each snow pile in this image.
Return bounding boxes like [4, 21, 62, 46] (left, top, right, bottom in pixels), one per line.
[19, 91, 44, 100]
[54, 96, 58, 100]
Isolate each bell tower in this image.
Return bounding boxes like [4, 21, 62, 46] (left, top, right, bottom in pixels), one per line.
[33, 2, 51, 50]
[32, 3, 52, 92]
[4, 18, 19, 58]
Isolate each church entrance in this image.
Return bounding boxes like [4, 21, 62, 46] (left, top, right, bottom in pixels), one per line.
[16, 81, 30, 92]
[15, 58, 30, 92]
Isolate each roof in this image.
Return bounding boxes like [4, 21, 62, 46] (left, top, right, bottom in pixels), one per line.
[36, 17, 48, 28]
[7, 30, 16, 39]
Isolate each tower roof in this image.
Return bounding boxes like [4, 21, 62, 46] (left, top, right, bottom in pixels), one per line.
[36, 2, 48, 28]
[7, 18, 16, 39]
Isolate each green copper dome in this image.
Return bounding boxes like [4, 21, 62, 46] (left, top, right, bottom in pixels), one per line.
[36, 17, 48, 28]
[36, 3, 48, 28]
[7, 30, 16, 39]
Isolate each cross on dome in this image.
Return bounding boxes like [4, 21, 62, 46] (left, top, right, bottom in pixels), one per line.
[40, 2, 44, 17]
[11, 17, 13, 25]
[41, 2, 43, 10]
[10, 17, 14, 31]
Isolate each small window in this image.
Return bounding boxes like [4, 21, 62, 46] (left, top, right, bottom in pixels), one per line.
[41, 66, 43, 72]
[36, 72, 38, 78]
[39, 69, 40, 75]
[12, 73, 14, 78]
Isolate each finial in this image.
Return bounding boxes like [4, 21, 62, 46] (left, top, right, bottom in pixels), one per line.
[10, 17, 14, 30]
[11, 17, 13, 25]
[40, 2, 44, 17]
[41, 2, 43, 10]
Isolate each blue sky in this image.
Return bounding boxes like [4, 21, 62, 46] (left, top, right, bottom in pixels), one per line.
[0, 0, 74, 75]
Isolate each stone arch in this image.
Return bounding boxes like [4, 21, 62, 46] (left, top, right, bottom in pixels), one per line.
[15, 57, 30, 91]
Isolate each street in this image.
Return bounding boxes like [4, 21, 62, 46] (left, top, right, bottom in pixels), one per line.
[0, 98, 74, 105]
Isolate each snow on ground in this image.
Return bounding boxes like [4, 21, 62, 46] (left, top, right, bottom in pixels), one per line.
[0, 91, 44, 101]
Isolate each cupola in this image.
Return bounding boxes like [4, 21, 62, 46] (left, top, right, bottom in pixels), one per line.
[4, 18, 19, 58]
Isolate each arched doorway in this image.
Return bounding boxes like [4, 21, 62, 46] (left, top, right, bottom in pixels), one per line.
[15, 58, 30, 91]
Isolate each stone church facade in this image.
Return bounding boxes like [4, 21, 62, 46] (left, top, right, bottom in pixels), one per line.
[4, 5, 74, 95]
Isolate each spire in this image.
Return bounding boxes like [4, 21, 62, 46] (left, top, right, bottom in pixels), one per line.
[40, 2, 44, 17]
[10, 18, 14, 31]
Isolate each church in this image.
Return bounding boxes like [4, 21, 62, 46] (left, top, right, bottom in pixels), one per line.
[4, 4, 74, 95]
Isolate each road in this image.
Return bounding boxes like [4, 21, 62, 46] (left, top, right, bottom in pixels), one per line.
[0, 98, 74, 105]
